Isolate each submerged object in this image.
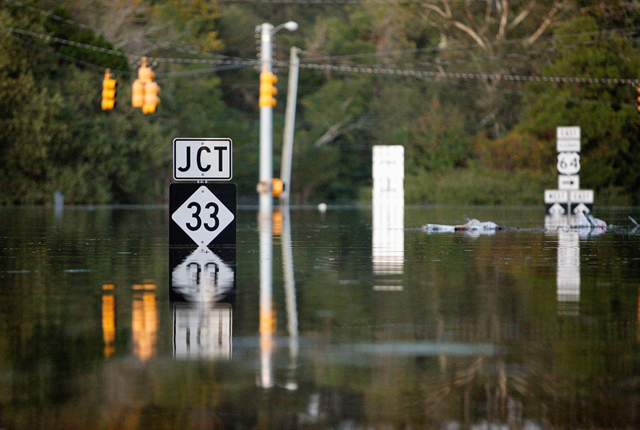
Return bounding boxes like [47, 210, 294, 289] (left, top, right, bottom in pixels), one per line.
[573, 210, 606, 229]
[422, 217, 499, 234]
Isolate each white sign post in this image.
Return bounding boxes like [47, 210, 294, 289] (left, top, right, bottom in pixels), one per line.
[544, 127, 594, 215]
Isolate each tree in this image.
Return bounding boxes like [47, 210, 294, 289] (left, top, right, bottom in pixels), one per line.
[520, 15, 640, 204]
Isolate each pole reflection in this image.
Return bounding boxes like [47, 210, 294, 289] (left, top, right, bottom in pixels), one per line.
[257, 207, 299, 390]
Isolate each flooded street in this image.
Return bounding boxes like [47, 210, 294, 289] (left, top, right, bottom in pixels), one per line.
[1, 205, 640, 429]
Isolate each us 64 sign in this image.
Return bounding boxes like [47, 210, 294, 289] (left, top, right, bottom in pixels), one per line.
[174, 138, 232, 181]
[557, 152, 580, 175]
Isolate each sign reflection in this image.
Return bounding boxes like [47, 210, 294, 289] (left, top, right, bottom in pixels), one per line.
[173, 303, 232, 359]
[170, 246, 236, 360]
[545, 213, 606, 316]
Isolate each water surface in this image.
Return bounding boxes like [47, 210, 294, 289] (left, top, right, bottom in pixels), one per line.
[1, 205, 639, 429]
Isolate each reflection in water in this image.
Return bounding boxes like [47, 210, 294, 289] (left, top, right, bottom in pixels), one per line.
[102, 284, 115, 358]
[258, 207, 275, 389]
[173, 303, 232, 359]
[372, 145, 404, 291]
[257, 207, 299, 390]
[557, 231, 580, 315]
[545, 214, 606, 316]
[281, 208, 299, 390]
[170, 247, 235, 303]
[132, 284, 157, 362]
[169, 247, 236, 359]
[4, 206, 640, 429]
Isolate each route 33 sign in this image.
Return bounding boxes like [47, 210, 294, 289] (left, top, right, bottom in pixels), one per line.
[170, 183, 236, 248]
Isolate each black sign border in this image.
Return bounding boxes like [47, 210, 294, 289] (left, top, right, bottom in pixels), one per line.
[169, 183, 237, 247]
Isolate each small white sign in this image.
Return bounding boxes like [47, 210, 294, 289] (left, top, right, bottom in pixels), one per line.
[171, 186, 235, 247]
[570, 190, 594, 203]
[558, 175, 579, 190]
[557, 152, 581, 175]
[557, 126, 580, 140]
[545, 190, 568, 203]
[174, 138, 232, 181]
[557, 139, 580, 153]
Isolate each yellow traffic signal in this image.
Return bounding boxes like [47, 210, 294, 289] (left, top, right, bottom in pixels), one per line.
[132, 79, 145, 108]
[272, 178, 284, 197]
[101, 69, 116, 111]
[637, 88, 640, 114]
[259, 71, 278, 108]
[133, 57, 159, 113]
[143, 81, 160, 114]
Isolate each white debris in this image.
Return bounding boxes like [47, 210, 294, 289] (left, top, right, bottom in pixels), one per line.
[421, 218, 499, 234]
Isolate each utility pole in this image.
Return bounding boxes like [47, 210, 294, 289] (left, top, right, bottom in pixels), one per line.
[258, 23, 275, 217]
[256, 22, 297, 390]
[280, 47, 301, 206]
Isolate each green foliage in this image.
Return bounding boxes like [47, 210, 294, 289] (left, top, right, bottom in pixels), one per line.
[43, 7, 130, 72]
[521, 15, 640, 204]
[1, 0, 640, 205]
[405, 162, 553, 206]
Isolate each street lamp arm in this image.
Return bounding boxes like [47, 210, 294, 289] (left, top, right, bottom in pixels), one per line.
[274, 21, 298, 34]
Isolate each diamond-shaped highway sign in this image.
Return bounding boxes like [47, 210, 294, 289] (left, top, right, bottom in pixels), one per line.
[170, 183, 236, 247]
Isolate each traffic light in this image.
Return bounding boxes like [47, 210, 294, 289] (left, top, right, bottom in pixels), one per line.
[259, 71, 278, 108]
[143, 81, 160, 114]
[132, 57, 160, 113]
[132, 79, 145, 108]
[101, 69, 116, 111]
[637, 87, 640, 115]
[272, 178, 284, 197]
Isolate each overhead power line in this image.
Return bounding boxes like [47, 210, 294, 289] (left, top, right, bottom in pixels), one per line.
[284, 61, 640, 86]
[2, 20, 639, 86]
[1, 0, 239, 60]
[0, 25, 257, 66]
[306, 26, 640, 62]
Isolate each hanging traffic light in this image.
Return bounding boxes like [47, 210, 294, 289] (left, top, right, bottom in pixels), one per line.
[259, 71, 278, 108]
[143, 81, 160, 114]
[272, 178, 284, 197]
[101, 69, 116, 111]
[132, 79, 145, 108]
[132, 57, 160, 113]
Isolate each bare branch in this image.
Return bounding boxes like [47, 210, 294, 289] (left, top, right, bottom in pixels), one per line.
[497, 0, 509, 40]
[424, 3, 451, 19]
[525, 1, 566, 46]
[453, 21, 487, 49]
[314, 120, 347, 147]
[510, 0, 536, 28]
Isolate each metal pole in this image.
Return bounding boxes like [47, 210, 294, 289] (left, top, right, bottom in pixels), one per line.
[259, 23, 274, 217]
[280, 47, 300, 206]
[258, 22, 275, 389]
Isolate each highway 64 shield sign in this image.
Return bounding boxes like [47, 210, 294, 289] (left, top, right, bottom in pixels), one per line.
[170, 183, 236, 247]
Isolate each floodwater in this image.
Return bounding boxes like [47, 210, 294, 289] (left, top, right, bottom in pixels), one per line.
[1, 204, 639, 430]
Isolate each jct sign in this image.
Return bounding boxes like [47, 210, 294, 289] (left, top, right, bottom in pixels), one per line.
[173, 138, 232, 181]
